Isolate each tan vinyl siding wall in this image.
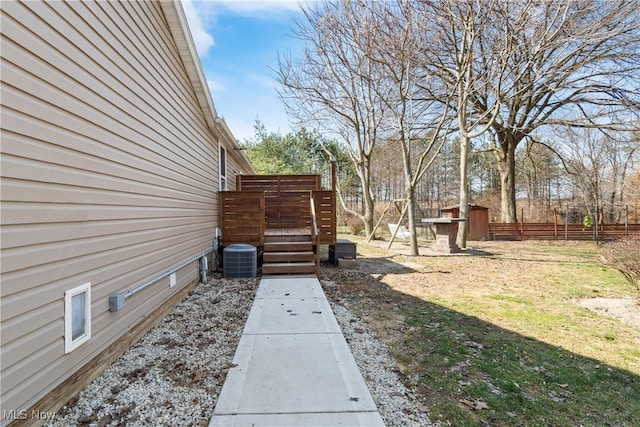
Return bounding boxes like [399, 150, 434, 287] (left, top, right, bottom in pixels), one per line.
[1, 0, 227, 418]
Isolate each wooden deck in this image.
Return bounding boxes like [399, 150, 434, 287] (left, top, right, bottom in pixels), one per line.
[219, 173, 336, 275]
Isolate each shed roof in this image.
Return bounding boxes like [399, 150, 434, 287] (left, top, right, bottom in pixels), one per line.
[441, 204, 489, 211]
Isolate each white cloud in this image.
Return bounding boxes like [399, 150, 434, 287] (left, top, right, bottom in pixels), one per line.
[182, 0, 215, 56]
[207, 79, 226, 93]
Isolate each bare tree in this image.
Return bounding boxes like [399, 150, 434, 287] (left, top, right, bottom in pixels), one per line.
[479, 0, 640, 223]
[420, 0, 640, 224]
[517, 138, 564, 220]
[422, 0, 504, 247]
[275, 0, 390, 237]
[366, 1, 456, 255]
[558, 126, 638, 221]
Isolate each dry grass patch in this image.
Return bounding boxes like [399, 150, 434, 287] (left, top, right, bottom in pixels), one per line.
[321, 236, 640, 426]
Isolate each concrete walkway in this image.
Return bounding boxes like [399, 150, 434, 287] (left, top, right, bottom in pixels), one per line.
[210, 276, 385, 426]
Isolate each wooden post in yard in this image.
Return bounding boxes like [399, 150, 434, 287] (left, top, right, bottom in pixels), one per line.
[565, 206, 569, 241]
[625, 205, 629, 235]
[553, 209, 558, 239]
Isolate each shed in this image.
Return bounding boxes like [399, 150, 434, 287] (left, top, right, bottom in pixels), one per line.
[440, 204, 490, 241]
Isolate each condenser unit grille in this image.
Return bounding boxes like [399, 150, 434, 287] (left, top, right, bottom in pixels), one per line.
[223, 244, 257, 279]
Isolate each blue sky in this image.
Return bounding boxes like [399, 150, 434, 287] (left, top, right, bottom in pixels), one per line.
[183, 0, 306, 142]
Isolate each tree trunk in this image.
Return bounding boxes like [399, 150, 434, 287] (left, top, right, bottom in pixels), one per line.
[406, 186, 419, 256]
[495, 132, 518, 223]
[363, 202, 375, 239]
[361, 168, 376, 238]
[335, 158, 376, 237]
[456, 135, 470, 248]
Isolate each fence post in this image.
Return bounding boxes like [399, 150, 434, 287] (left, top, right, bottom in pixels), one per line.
[625, 205, 629, 235]
[553, 209, 558, 239]
[565, 206, 569, 240]
[592, 205, 599, 245]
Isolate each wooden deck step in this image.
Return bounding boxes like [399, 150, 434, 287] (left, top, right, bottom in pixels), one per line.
[263, 241, 313, 252]
[264, 251, 315, 263]
[262, 262, 317, 275]
[264, 234, 312, 243]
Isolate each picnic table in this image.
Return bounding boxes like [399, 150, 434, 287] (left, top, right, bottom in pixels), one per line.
[421, 218, 466, 253]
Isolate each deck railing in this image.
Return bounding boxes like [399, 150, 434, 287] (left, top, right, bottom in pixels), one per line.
[237, 175, 321, 192]
[312, 190, 336, 245]
[310, 196, 320, 267]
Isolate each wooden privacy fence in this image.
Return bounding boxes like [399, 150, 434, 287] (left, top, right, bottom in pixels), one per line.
[219, 191, 265, 247]
[219, 174, 337, 247]
[489, 222, 640, 241]
[237, 175, 321, 229]
[312, 190, 336, 245]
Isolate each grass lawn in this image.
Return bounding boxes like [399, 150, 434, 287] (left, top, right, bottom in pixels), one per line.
[320, 234, 640, 426]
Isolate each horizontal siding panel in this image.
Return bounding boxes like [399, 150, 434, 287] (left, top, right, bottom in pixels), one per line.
[2, 263, 198, 407]
[1, 173, 212, 210]
[2, 222, 209, 273]
[85, 1, 209, 137]
[0, 243, 205, 348]
[1, 77, 216, 189]
[2, 271, 198, 399]
[0, 215, 207, 249]
[0, 202, 212, 225]
[5, 2, 214, 171]
[0, 50, 207, 176]
[1, 263, 198, 399]
[1, 338, 63, 399]
[0, 303, 59, 345]
[1, 320, 60, 369]
[0, 244, 200, 317]
[1, 226, 212, 300]
[1, 112, 216, 196]
[95, 1, 195, 110]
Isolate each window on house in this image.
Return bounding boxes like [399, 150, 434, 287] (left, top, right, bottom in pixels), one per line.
[65, 282, 91, 353]
[220, 145, 227, 191]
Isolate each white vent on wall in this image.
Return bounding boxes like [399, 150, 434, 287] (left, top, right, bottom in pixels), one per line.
[64, 282, 91, 353]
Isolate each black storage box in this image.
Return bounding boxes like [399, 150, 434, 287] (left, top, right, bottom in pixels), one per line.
[329, 239, 357, 266]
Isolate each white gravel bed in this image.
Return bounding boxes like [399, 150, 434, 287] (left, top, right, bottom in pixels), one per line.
[324, 284, 431, 427]
[47, 276, 258, 427]
[46, 274, 429, 427]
